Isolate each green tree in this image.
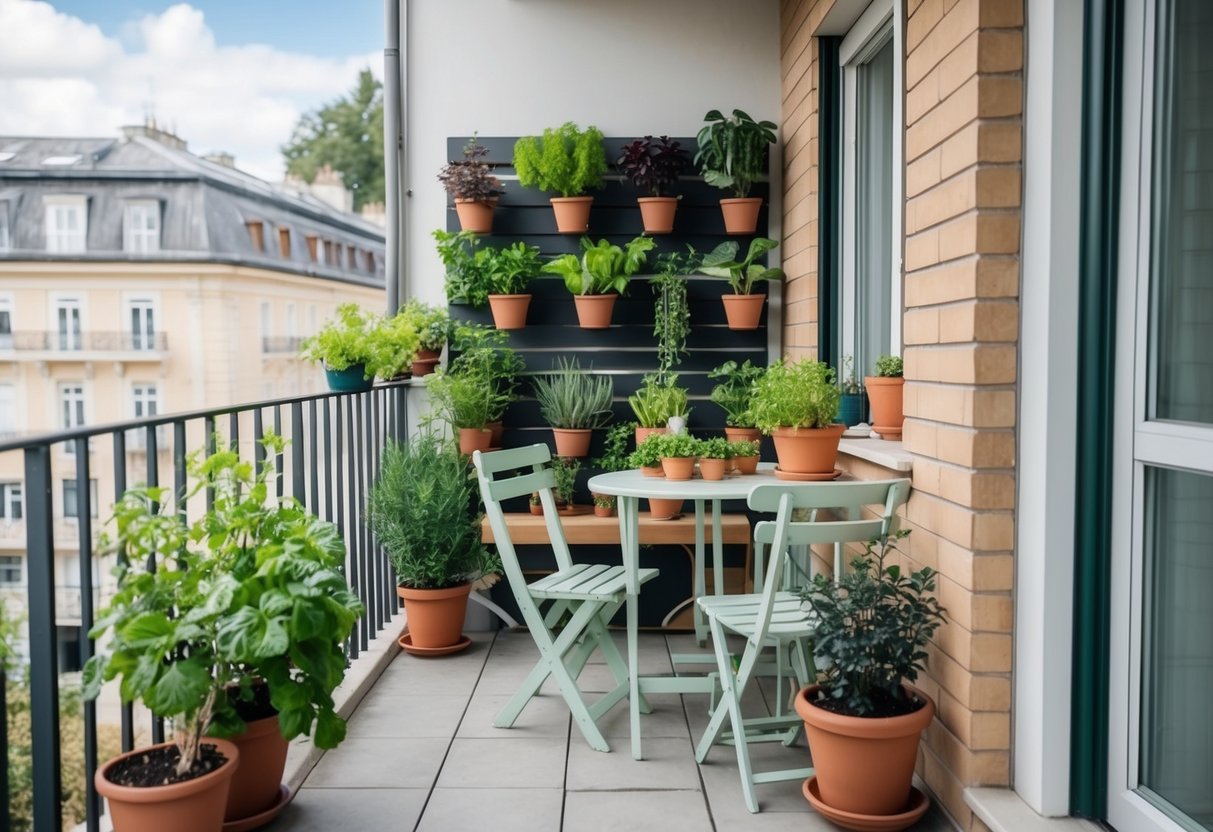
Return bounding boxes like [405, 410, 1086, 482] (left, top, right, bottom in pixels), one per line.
[282, 69, 385, 211]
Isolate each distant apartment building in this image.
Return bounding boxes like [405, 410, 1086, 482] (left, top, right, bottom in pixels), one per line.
[0, 124, 385, 664]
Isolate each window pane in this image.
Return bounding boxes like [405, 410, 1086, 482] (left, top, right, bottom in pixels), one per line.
[855, 37, 895, 375]
[63, 480, 77, 518]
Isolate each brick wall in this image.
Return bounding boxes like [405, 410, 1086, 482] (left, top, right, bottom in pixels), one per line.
[780, 1, 1024, 828]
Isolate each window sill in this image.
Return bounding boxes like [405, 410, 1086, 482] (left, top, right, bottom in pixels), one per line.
[965, 788, 1101, 832]
[837, 437, 914, 472]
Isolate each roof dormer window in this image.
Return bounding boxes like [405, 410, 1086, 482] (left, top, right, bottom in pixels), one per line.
[246, 219, 265, 253]
[44, 195, 87, 253]
[42, 155, 82, 166]
[278, 227, 291, 259]
[123, 200, 161, 254]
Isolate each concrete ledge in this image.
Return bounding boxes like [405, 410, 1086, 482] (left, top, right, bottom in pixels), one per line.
[838, 437, 915, 472]
[965, 788, 1102, 832]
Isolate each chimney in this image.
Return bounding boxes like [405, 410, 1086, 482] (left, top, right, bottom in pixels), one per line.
[121, 117, 188, 151]
[204, 151, 236, 168]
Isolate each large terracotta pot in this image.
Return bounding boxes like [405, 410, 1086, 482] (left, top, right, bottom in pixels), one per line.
[454, 198, 496, 233]
[635, 426, 669, 446]
[795, 684, 935, 820]
[720, 294, 766, 330]
[637, 197, 678, 234]
[397, 582, 472, 650]
[661, 457, 695, 481]
[699, 458, 728, 481]
[225, 715, 287, 822]
[97, 738, 239, 832]
[572, 294, 618, 329]
[552, 428, 592, 458]
[458, 427, 492, 456]
[487, 294, 531, 330]
[771, 424, 845, 475]
[719, 197, 762, 234]
[865, 376, 905, 440]
[551, 196, 593, 233]
[647, 498, 684, 520]
[724, 426, 761, 444]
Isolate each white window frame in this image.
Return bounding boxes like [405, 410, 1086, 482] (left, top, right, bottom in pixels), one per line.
[0, 201, 10, 252]
[0, 383, 15, 437]
[123, 200, 161, 253]
[838, 0, 903, 375]
[0, 483, 22, 521]
[59, 382, 85, 431]
[0, 556, 21, 585]
[260, 300, 272, 352]
[44, 195, 87, 253]
[62, 478, 98, 520]
[0, 294, 12, 350]
[127, 296, 157, 351]
[53, 295, 83, 351]
[131, 383, 159, 420]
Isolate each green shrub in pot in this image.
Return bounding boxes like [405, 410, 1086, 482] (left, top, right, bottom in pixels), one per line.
[301, 303, 379, 390]
[542, 235, 655, 328]
[749, 358, 843, 475]
[531, 357, 614, 458]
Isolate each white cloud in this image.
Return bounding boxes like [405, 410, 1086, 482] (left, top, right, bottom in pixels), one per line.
[0, 0, 381, 181]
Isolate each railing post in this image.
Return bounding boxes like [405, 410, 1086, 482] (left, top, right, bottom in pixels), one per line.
[24, 444, 62, 832]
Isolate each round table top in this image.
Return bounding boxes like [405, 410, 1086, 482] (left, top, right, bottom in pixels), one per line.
[587, 463, 781, 500]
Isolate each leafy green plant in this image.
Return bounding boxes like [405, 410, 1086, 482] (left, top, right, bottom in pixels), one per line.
[402, 300, 450, 353]
[749, 359, 841, 433]
[708, 359, 766, 427]
[368, 432, 498, 589]
[652, 248, 696, 379]
[798, 530, 946, 716]
[552, 458, 581, 505]
[626, 434, 666, 469]
[369, 311, 420, 379]
[449, 323, 525, 422]
[840, 355, 863, 395]
[512, 122, 608, 197]
[695, 108, 778, 199]
[727, 439, 760, 458]
[531, 357, 614, 430]
[438, 134, 503, 201]
[697, 238, 785, 295]
[485, 242, 542, 295]
[698, 437, 734, 460]
[435, 231, 542, 305]
[427, 368, 503, 429]
[301, 303, 378, 374]
[543, 235, 655, 296]
[874, 354, 904, 378]
[650, 432, 701, 459]
[592, 493, 616, 510]
[616, 136, 689, 196]
[84, 437, 364, 777]
[628, 375, 690, 428]
[593, 422, 635, 473]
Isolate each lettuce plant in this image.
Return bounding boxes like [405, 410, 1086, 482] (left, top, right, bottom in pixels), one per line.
[543, 235, 655, 296]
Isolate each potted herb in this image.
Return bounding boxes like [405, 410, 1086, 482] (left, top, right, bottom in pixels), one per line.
[652, 249, 695, 378]
[426, 367, 504, 455]
[402, 300, 448, 375]
[433, 231, 541, 330]
[697, 238, 786, 330]
[695, 108, 778, 234]
[749, 358, 842, 478]
[450, 323, 525, 446]
[794, 530, 945, 822]
[438, 135, 504, 233]
[865, 354, 905, 440]
[368, 432, 499, 653]
[543, 235, 655, 328]
[628, 375, 691, 445]
[591, 422, 633, 516]
[616, 135, 690, 234]
[301, 303, 378, 391]
[651, 432, 701, 481]
[370, 310, 420, 381]
[708, 359, 766, 443]
[626, 434, 666, 478]
[837, 355, 866, 428]
[697, 437, 733, 481]
[728, 439, 761, 474]
[531, 357, 614, 458]
[552, 458, 583, 514]
[528, 492, 544, 516]
[513, 122, 608, 233]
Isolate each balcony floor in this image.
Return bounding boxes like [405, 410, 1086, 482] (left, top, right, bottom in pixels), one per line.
[277, 630, 956, 831]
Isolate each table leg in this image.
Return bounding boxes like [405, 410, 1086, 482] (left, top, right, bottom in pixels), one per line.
[618, 494, 644, 760]
[711, 498, 724, 600]
[693, 499, 706, 646]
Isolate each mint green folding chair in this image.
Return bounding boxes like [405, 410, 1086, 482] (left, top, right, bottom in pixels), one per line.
[695, 478, 911, 813]
[472, 444, 659, 752]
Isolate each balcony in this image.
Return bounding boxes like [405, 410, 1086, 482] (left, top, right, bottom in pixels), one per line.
[0, 331, 169, 361]
[262, 335, 303, 354]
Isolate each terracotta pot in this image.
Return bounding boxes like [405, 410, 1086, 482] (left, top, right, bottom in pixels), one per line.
[640, 465, 665, 478]
[529, 501, 544, 516]
[416, 349, 441, 362]
[647, 498, 684, 520]
[635, 426, 669, 446]
[724, 426, 761, 444]
[794, 684, 935, 819]
[488, 420, 504, 446]
[719, 197, 762, 234]
[573, 294, 618, 329]
[552, 428, 592, 458]
[661, 457, 696, 481]
[637, 197, 678, 234]
[411, 358, 439, 377]
[454, 198, 496, 233]
[550, 196, 593, 233]
[97, 738, 239, 832]
[487, 294, 531, 330]
[699, 458, 728, 481]
[458, 427, 492, 456]
[720, 294, 766, 330]
[865, 376, 905, 440]
[734, 454, 760, 475]
[397, 582, 472, 650]
[593, 504, 614, 518]
[771, 424, 844, 475]
[225, 715, 287, 822]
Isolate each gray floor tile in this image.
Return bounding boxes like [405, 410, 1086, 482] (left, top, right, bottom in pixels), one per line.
[275, 787, 427, 831]
[566, 736, 701, 792]
[596, 693, 689, 739]
[345, 692, 471, 738]
[417, 787, 563, 832]
[436, 737, 567, 789]
[564, 790, 711, 832]
[304, 737, 449, 789]
[457, 691, 571, 739]
[371, 653, 486, 696]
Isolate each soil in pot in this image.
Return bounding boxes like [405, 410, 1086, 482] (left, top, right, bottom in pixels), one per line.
[551, 196, 593, 233]
[573, 294, 618, 329]
[397, 582, 471, 650]
[865, 377, 905, 440]
[487, 294, 531, 330]
[719, 197, 762, 234]
[98, 738, 239, 832]
[454, 198, 495, 234]
[552, 428, 592, 458]
[720, 294, 766, 330]
[771, 425, 844, 475]
[661, 457, 695, 481]
[637, 197, 678, 234]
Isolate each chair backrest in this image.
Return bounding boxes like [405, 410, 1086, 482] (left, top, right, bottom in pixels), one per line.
[745, 479, 911, 646]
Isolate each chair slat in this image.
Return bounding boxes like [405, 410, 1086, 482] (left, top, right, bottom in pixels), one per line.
[754, 517, 888, 547]
[472, 444, 550, 474]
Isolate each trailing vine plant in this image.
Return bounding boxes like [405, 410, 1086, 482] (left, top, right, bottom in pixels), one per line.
[651, 248, 697, 382]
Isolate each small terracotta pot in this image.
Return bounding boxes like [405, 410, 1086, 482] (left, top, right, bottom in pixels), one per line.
[416, 349, 441, 362]
[552, 427, 592, 458]
[411, 358, 439, 377]
[551, 196, 593, 233]
[865, 376, 906, 440]
[794, 684, 935, 819]
[733, 454, 760, 475]
[591, 494, 616, 518]
[699, 458, 728, 481]
[573, 294, 618, 329]
[635, 426, 669, 446]
[97, 738, 239, 832]
[661, 457, 696, 481]
[640, 465, 665, 478]
[488, 420, 504, 447]
[529, 501, 544, 516]
[637, 197, 678, 234]
[771, 424, 844, 475]
[397, 582, 471, 650]
[458, 427, 492, 456]
[487, 294, 532, 330]
[721, 294, 766, 330]
[724, 426, 761, 444]
[454, 198, 496, 233]
[647, 498, 684, 520]
[225, 715, 287, 822]
[719, 197, 762, 234]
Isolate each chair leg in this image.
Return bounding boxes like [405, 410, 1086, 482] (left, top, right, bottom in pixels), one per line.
[694, 617, 741, 763]
[587, 601, 652, 714]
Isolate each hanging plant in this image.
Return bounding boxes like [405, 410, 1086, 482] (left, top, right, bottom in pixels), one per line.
[651, 248, 697, 381]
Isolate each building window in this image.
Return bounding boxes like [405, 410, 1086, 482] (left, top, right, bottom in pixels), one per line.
[44, 196, 87, 253]
[0, 297, 11, 350]
[348, 246, 357, 270]
[285, 303, 297, 348]
[132, 384, 159, 420]
[305, 234, 319, 263]
[246, 219, 265, 252]
[62, 479, 98, 519]
[123, 201, 161, 253]
[60, 383, 84, 430]
[278, 227, 291, 259]
[364, 251, 375, 273]
[0, 201, 10, 252]
[0, 384, 14, 437]
[260, 301, 272, 352]
[129, 299, 156, 351]
[55, 298, 82, 351]
[0, 483, 22, 521]
[0, 556, 21, 585]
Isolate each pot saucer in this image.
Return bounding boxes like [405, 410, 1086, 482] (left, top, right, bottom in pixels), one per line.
[398, 633, 473, 657]
[774, 467, 842, 482]
[802, 777, 929, 831]
[223, 784, 292, 832]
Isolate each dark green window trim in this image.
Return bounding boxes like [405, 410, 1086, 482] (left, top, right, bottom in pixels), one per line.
[1071, 0, 1124, 819]
[818, 36, 842, 368]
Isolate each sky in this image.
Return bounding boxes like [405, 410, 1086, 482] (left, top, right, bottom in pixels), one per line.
[0, 0, 384, 181]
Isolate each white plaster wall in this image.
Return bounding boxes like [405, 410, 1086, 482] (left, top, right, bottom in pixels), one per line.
[404, 0, 782, 305]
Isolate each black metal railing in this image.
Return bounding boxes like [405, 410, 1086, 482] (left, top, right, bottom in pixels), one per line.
[0, 382, 408, 831]
[1, 331, 169, 352]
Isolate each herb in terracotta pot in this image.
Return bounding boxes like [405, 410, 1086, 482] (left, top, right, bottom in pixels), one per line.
[626, 434, 666, 477]
[449, 323, 525, 444]
[370, 310, 420, 381]
[543, 235, 655, 328]
[749, 358, 842, 478]
[552, 457, 582, 512]
[426, 367, 505, 456]
[695, 109, 777, 234]
[697, 437, 733, 481]
[617, 136, 690, 234]
[513, 122, 607, 233]
[647, 432, 700, 481]
[697, 238, 786, 330]
[709, 359, 766, 442]
[438, 135, 504, 233]
[531, 357, 614, 458]
[865, 354, 905, 440]
[401, 300, 448, 375]
[591, 422, 634, 516]
[628, 374, 690, 444]
[727, 439, 761, 474]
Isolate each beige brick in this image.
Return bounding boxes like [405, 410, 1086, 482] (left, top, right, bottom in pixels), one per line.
[976, 167, 1021, 208]
[979, 0, 1024, 28]
[978, 121, 1023, 162]
[905, 227, 942, 271]
[971, 632, 1012, 672]
[907, 77, 979, 162]
[904, 307, 942, 344]
[978, 28, 1024, 72]
[907, 169, 978, 233]
[936, 31, 981, 100]
[907, 9, 979, 90]
[976, 212, 1021, 255]
[973, 511, 1014, 549]
[978, 75, 1023, 117]
[936, 543, 1014, 591]
[903, 343, 1016, 384]
[908, 0, 946, 53]
[971, 674, 1011, 710]
[972, 389, 1016, 427]
[902, 418, 939, 457]
[907, 147, 944, 198]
